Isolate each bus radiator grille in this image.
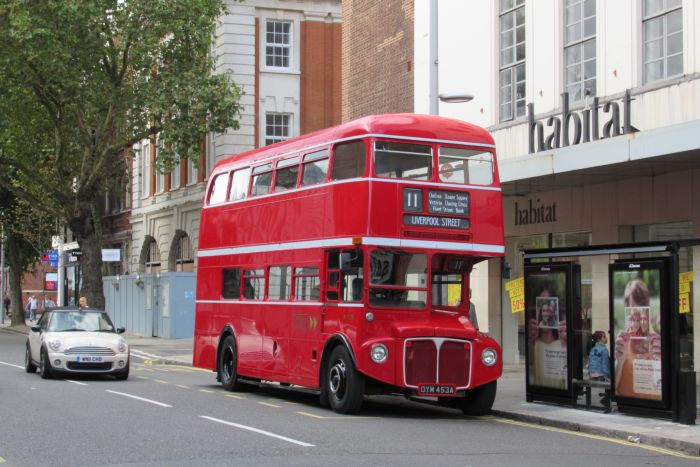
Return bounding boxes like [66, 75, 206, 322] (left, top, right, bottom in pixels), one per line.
[404, 338, 470, 388]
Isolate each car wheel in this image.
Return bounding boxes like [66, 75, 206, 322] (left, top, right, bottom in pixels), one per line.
[25, 345, 37, 373]
[115, 361, 130, 380]
[327, 346, 365, 414]
[218, 335, 240, 391]
[39, 348, 53, 379]
[457, 380, 497, 416]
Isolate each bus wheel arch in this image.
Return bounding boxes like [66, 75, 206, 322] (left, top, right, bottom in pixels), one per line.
[320, 337, 365, 414]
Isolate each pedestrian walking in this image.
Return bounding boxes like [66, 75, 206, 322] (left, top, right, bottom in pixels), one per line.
[44, 296, 56, 309]
[3, 294, 10, 318]
[28, 295, 38, 321]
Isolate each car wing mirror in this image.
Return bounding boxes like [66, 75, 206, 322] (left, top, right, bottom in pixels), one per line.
[117, 327, 126, 334]
[31, 325, 41, 333]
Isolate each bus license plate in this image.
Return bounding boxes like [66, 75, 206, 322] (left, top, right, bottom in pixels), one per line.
[417, 383, 457, 396]
[76, 356, 103, 363]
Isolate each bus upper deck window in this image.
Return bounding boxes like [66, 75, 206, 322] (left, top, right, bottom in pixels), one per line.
[331, 141, 366, 180]
[374, 141, 432, 181]
[229, 167, 251, 201]
[250, 163, 273, 197]
[438, 147, 493, 185]
[301, 149, 329, 186]
[274, 157, 299, 192]
[208, 172, 230, 205]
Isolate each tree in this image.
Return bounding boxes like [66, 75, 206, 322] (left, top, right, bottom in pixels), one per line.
[0, 188, 55, 326]
[0, 0, 242, 308]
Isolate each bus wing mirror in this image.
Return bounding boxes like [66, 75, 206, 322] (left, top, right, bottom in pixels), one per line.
[340, 253, 353, 273]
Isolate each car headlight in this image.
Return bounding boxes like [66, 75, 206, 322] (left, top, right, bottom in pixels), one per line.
[370, 344, 388, 363]
[481, 348, 497, 367]
[117, 339, 128, 353]
[48, 339, 62, 351]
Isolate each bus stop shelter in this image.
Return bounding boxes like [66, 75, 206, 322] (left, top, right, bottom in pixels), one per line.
[522, 240, 696, 425]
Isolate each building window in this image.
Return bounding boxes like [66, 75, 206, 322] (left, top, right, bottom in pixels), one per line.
[265, 113, 291, 146]
[187, 157, 198, 185]
[499, 0, 526, 122]
[643, 0, 682, 84]
[175, 234, 194, 272]
[171, 157, 180, 191]
[266, 20, 291, 68]
[155, 139, 165, 194]
[141, 139, 151, 198]
[145, 238, 161, 273]
[564, 0, 596, 102]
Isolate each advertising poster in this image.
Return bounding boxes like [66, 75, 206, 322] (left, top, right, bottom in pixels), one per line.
[610, 266, 662, 401]
[526, 267, 568, 391]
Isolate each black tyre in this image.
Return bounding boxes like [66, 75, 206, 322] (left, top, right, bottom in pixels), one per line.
[326, 346, 365, 414]
[458, 380, 497, 416]
[39, 348, 53, 379]
[115, 361, 130, 380]
[25, 345, 37, 373]
[218, 335, 241, 391]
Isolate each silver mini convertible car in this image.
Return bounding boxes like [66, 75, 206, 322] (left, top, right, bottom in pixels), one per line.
[25, 307, 130, 380]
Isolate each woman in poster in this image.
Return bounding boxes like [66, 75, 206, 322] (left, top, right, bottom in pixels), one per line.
[614, 278, 661, 399]
[528, 284, 567, 389]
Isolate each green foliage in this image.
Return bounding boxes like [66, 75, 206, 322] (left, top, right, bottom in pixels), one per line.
[0, 0, 242, 215]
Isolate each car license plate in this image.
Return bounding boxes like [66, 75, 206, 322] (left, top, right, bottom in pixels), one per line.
[76, 356, 103, 363]
[417, 383, 457, 396]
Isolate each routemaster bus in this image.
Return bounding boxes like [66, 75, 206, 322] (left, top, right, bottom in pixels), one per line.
[193, 113, 504, 414]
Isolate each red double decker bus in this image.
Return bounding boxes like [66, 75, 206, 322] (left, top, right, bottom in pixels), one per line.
[193, 114, 504, 414]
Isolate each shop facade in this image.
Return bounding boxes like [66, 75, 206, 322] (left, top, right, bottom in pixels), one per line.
[409, 1, 700, 381]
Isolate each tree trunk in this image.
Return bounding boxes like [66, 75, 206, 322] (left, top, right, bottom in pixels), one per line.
[6, 233, 25, 326]
[68, 207, 105, 309]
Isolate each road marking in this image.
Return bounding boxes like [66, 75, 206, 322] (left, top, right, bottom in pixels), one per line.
[105, 390, 172, 408]
[65, 379, 88, 386]
[493, 417, 700, 460]
[0, 361, 24, 370]
[154, 379, 169, 384]
[176, 384, 189, 389]
[0, 455, 5, 463]
[225, 394, 246, 400]
[200, 415, 314, 447]
[295, 411, 380, 420]
[199, 389, 215, 394]
[258, 402, 281, 408]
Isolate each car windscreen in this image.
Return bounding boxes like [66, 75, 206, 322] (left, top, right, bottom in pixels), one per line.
[48, 311, 116, 333]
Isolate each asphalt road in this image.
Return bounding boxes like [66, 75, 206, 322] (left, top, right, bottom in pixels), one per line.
[1, 330, 697, 466]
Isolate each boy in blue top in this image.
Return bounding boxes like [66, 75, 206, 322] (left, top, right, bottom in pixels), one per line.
[588, 330, 611, 381]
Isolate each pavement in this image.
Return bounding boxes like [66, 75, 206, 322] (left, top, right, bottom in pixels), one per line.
[3, 320, 700, 457]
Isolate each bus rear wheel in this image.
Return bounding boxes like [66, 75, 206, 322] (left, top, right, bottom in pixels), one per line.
[326, 346, 365, 414]
[457, 380, 497, 416]
[218, 335, 241, 391]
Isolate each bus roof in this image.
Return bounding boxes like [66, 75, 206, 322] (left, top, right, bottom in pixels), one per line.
[214, 113, 495, 172]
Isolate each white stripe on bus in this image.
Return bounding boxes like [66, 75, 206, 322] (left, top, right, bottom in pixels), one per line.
[195, 300, 364, 307]
[197, 237, 504, 258]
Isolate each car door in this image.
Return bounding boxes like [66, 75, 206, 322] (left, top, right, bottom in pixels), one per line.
[29, 311, 50, 362]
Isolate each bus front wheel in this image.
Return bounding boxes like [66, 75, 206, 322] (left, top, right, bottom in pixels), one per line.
[326, 346, 365, 414]
[457, 380, 497, 416]
[218, 335, 241, 391]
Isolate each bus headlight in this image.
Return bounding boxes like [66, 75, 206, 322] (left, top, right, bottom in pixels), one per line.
[370, 344, 388, 363]
[481, 348, 497, 367]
